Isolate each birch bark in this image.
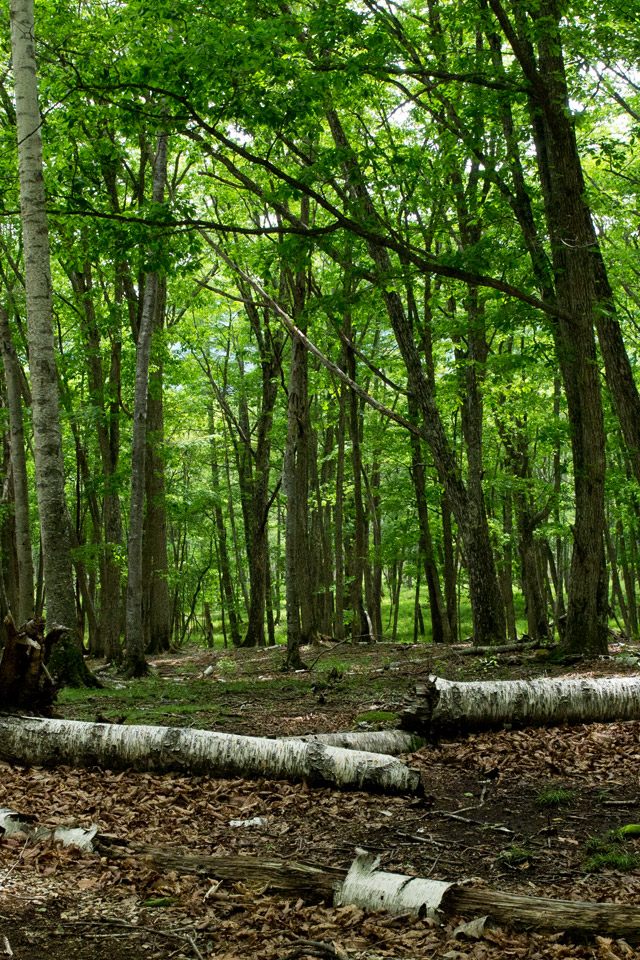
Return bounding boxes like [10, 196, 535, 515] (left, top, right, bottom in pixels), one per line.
[9, 0, 76, 634]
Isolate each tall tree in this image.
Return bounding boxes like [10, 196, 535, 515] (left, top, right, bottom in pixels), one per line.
[9, 0, 77, 635]
[124, 127, 168, 677]
[0, 305, 34, 624]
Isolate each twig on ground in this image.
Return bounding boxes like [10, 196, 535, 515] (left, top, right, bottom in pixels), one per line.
[435, 811, 513, 833]
[0, 839, 28, 892]
[61, 917, 204, 958]
[284, 940, 347, 960]
[306, 637, 353, 671]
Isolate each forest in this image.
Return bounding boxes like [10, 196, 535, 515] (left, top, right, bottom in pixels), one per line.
[1, 0, 640, 673]
[3, 2, 640, 957]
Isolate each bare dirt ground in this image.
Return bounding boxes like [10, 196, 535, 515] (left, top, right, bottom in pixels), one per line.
[1, 641, 639, 959]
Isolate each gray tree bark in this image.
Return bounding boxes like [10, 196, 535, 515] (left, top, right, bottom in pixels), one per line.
[142, 280, 172, 655]
[124, 128, 168, 677]
[0, 307, 34, 624]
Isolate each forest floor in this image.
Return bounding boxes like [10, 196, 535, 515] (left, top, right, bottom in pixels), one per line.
[1, 639, 640, 959]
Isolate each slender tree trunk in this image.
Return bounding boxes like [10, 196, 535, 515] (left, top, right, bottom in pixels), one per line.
[334, 384, 346, 641]
[69, 263, 123, 662]
[239, 301, 281, 648]
[344, 326, 371, 642]
[408, 401, 450, 644]
[0, 426, 20, 630]
[368, 460, 383, 641]
[143, 285, 172, 655]
[441, 496, 458, 641]
[10, 0, 77, 635]
[616, 520, 638, 637]
[124, 128, 168, 677]
[499, 495, 518, 643]
[209, 441, 241, 645]
[605, 523, 630, 637]
[283, 330, 305, 668]
[0, 307, 34, 623]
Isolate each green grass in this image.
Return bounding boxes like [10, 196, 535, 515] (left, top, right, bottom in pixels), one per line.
[499, 845, 533, 866]
[354, 710, 399, 726]
[536, 785, 575, 807]
[56, 673, 312, 726]
[584, 830, 640, 872]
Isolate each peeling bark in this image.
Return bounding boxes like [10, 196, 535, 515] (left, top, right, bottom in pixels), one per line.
[402, 675, 640, 736]
[4, 814, 640, 939]
[283, 730, 424, 755]
[0, 716, 422, 795]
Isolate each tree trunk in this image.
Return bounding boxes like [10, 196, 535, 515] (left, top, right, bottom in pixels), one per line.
[124, 128, 167, 678]
[402, 675, 640, 736]
[488, 0, 607, 654]
[333, 383, 346, 641]
[9, 0, 77, 636]
[239, 297, 281, 649]
[0, 716, 422, 795]
[69, 262, 123, 662]
[327, 111, 506, 645]
[344, 327, 372, 643]
[283, 330, 304, 668]
[0, 308, 34, 624]
[408, 400, 450, 644]
[143, 285, 172, 655]
[208, 416, 241, 648]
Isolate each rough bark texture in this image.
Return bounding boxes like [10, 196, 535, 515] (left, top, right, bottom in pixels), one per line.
[489, 0, 607, 655]
[239, 294, 281, 648]
[0, 308, 34, 624]
[7, 815, 640, 939]
[402, 675, 640, 736]
[143, 290, 172, 655]
[283, 730, 424, 755]
[0, 617, 62, 713]
[0, 716, 422, 795]
[444, 886, 640, 940]
[10, 0, 77, 635]
[124, 129, 167, 677]
[208, 415, 241, 647]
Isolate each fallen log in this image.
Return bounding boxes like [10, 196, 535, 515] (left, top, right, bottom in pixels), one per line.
[283, 730, 424, 755]
[457, 641, 544, 657]
[402, 674, 640, 736]
[0, 716, 421, 795]
[99, 841, 640, 938]
[3, 811, 639, 939]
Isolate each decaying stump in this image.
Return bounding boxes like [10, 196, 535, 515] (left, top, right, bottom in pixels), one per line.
[0, 617, 67, 714]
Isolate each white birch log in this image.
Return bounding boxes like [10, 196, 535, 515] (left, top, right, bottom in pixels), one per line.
[402, 674, 640, 735]
[0, 717, 421, 795]
[283, 730, 424, 755]
[334, 849, 453, 918]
